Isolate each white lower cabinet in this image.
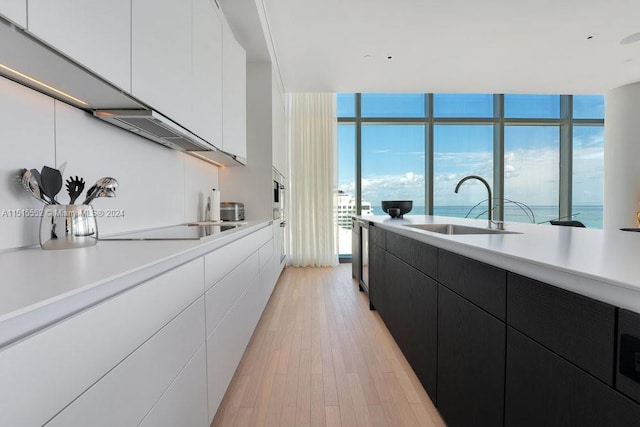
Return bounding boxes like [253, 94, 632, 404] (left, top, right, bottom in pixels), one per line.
[259, 237, 274, 271]
[259, 236, 277, 309]
[139, 344, 208, 427]
[1, 225, 281, 427]
[205, 227, 275, 422]
[205, 251, 259, 335]
[48, 297, 206, 427]
[206, 275, 262, 421]
[205, 225, 271, 291]
[0, 258, 203, 427]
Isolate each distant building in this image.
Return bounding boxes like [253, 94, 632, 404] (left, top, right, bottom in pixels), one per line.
[337, 191, 372, 229]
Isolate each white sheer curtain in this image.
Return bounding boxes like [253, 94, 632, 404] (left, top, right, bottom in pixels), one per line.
[287, 93, 338, 267]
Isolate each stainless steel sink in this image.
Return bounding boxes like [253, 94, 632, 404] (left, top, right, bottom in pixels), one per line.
[405, 223, 521, 235]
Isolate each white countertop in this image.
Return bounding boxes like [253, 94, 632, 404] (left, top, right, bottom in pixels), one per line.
[361, 215, 640, 313]
[0, 221, 271, 349]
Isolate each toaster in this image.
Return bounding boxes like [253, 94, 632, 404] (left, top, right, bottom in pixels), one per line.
[220, 202, 245, 221]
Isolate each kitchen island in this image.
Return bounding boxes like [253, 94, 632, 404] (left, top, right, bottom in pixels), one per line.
[355, 214, 640, 427]
[361, 215, 640, 312]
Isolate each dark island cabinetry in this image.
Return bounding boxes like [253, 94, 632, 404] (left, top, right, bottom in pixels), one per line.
[368, 223, 386, 313]
[384, 252, 438, 401]
[617, 309, 640, 404]
[361, 221, 640, 427]
[351, 218, 361, 282]
[437, 284, 506, 427]
[505, 327, 640, 427]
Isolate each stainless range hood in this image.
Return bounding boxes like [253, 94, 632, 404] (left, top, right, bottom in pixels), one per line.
[0, 16, 243, 167]
[93, 110, 244, 166]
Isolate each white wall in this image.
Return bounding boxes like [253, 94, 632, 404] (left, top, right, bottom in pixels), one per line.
[604, 81, 640, 230]
[0, 76, 219, 251]
[271, 71, 287, 176]
[0, 76, 55, 250]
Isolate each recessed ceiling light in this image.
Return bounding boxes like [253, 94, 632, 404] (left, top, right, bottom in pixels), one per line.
[386, 56, 393, 60]
[586, 34, 596, 40]
[363, 54, 372, 59]
[620, 32, 640, 45]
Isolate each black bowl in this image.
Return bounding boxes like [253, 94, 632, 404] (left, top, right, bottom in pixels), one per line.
[381, 200, 413, 218]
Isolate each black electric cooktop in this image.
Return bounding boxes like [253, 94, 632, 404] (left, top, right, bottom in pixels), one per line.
[100, 222, 246, 241]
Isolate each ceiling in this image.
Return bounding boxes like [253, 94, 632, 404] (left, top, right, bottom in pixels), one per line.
[224, 0, 640, 95]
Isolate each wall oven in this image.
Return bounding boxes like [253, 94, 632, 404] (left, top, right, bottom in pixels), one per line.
[273, 169, 286, 263]
[273, 170, 284, 220]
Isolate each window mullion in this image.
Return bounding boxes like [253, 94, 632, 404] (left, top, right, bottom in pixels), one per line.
[493, 94, 505, 221]
[426, 93, 434, 215]
[559, 95, 573, 221]
[355, 93, 362, 215]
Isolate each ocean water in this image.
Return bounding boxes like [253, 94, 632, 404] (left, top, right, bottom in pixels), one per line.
[370, 205, 603, 229]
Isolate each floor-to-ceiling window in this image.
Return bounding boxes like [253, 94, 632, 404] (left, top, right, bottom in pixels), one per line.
[337, 93, 604, 256]
[572, 95, 605, 228]
[361, 124, 426, 211]
[337, 95, 357, 256]
[503, 95, 560, 223]
[432, 94, 495, 219]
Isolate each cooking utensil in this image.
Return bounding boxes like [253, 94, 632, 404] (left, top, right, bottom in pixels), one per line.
[30, 168, 43, 189]
[41, 166, 63, 204]
[95, 188, 116, 198]
[83, 184, 97, 203]
[95, 177, 119, 191]
[65, 176, 85, 204]
[58, 161, 67, 176]
[82, 187, 116, 205]
[21, 168, 50, 204]
[82, 177, 118, 205]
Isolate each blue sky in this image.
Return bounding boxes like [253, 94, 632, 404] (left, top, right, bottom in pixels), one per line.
[337, 93, 604, 209]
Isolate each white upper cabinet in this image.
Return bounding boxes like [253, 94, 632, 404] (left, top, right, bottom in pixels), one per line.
[0, 0, 26, 28]
[19, 0, 237, 160]
[131, 0, 191, 127]
[221, 14, 247, 161]
[27, 0, 131, 91]
[191, 0, 223, 146]
[132, 0, 224, 149]
[132, 0, 191, 126]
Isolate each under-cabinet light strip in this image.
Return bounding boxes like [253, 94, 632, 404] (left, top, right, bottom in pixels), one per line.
[0, 63, 88, 106]
[188, 152, 225, 168]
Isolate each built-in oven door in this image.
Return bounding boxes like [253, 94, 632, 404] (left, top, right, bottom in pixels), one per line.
[273, 178, 281, 219]
[274, 169, 286, 262]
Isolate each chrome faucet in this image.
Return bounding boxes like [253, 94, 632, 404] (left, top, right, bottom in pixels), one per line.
[454, 175, 497, 229]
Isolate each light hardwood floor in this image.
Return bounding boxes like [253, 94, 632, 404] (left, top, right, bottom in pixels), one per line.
[211, 264, 445, 427]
